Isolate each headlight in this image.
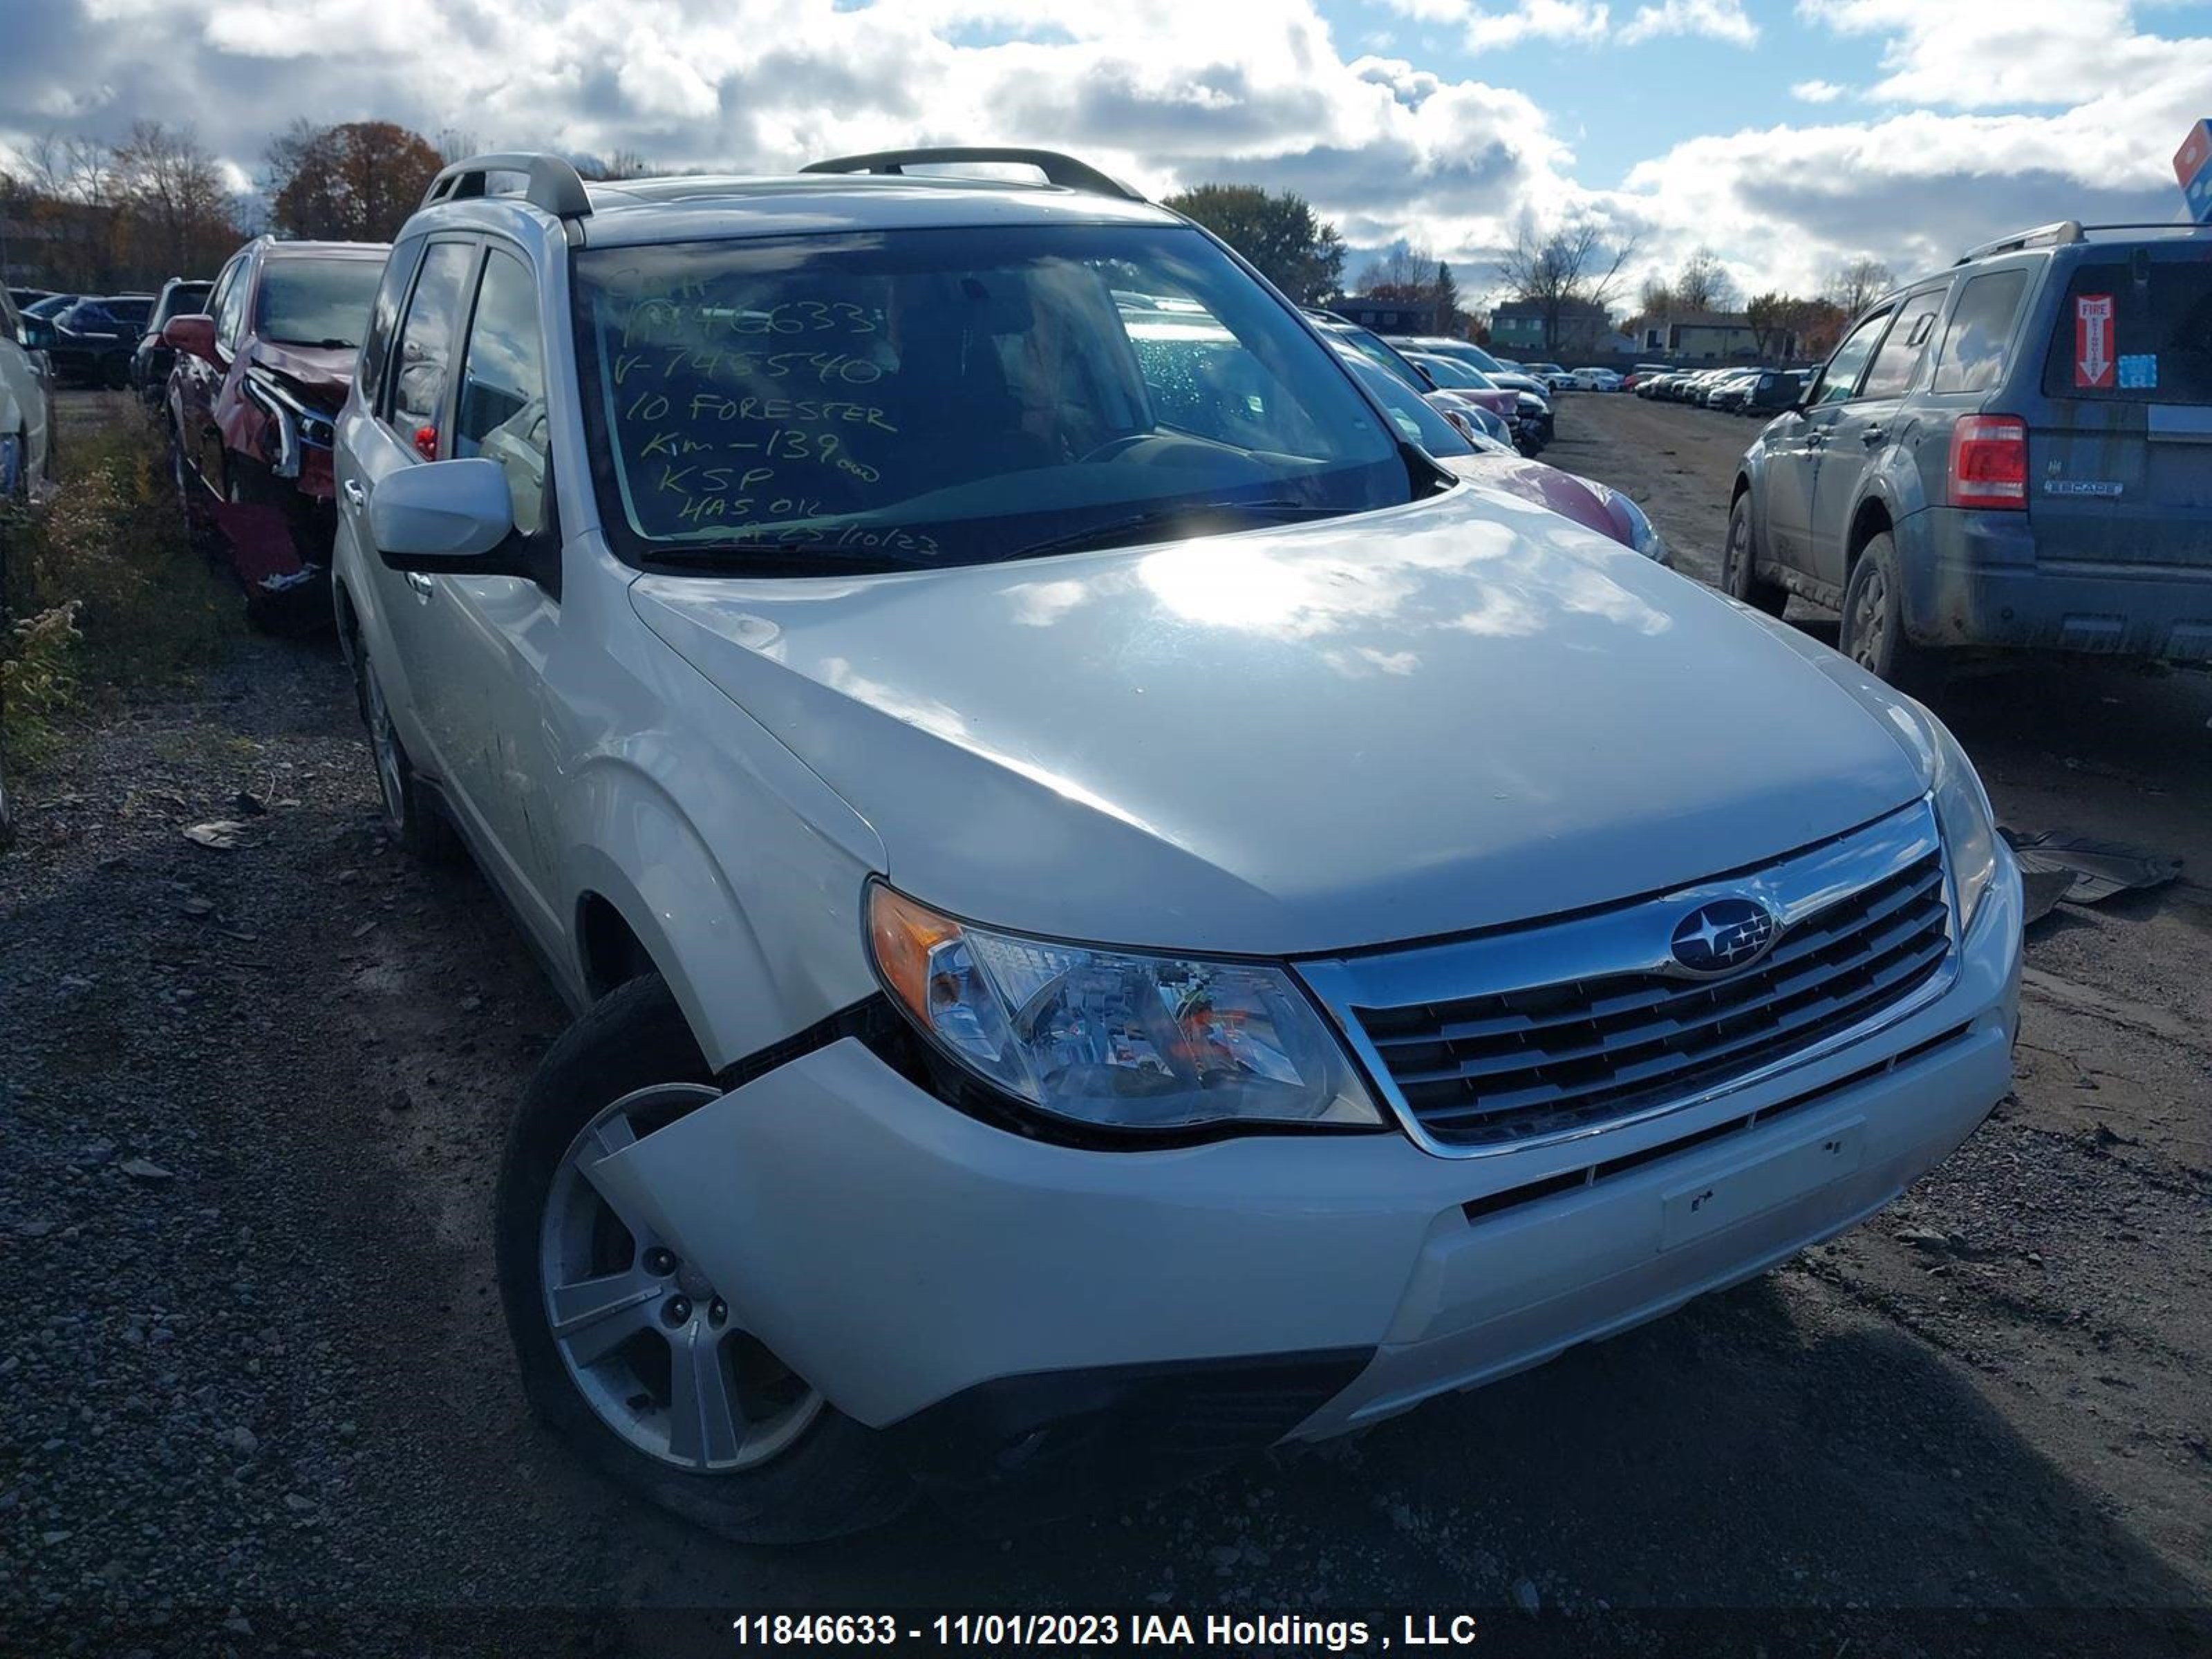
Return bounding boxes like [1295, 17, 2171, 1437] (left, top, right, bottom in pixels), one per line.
[1575, 478, 1669, 564]
[867, 883, 1381, 1134]
[1927, 714, 1999, 928]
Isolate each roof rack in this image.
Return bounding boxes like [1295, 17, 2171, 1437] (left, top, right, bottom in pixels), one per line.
[800, 147, 1145, 203]
[422, 152, 592, 221]
[1954, 220, 2083, 264]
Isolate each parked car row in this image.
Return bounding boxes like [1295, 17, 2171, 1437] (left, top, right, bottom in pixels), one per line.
[1641, 364, 1810, 415]
[317, 147, 2021, 1545]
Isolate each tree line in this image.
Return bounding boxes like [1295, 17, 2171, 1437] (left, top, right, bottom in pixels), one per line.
[0, 118, 658, 294]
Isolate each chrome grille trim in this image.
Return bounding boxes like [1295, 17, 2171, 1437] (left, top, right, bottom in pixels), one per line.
[1298, 800, 1957, 1159]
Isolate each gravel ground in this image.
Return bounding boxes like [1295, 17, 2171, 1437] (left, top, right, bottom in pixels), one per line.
[2, 395, 2209, 1656]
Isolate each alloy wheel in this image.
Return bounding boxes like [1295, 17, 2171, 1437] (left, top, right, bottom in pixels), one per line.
[1848, 563, 1891, 670]
[538, 1085, 823, 1473]
[362, 664, 409, 831]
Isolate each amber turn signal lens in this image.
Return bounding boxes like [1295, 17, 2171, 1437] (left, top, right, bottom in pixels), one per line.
[868, 885, 964, 1020]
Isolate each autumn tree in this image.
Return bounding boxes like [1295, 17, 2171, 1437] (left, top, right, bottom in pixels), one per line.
[268, 120, 442, 242]
[1494, 212, 1638, 354]
[1161, 183, 1347, 305]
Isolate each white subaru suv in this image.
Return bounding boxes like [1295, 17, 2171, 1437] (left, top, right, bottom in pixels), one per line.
[334, 149, 2023, 1541]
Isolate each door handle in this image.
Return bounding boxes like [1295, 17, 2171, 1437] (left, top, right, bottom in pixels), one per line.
[1806, 431, 1826, 449]
[1860, 427, 1886, 446]
[405, 572, 434, 598]
[341, 478, 366, 509]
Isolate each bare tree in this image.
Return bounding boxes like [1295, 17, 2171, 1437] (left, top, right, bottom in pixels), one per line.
[1353, 241, 1441, 295]
[1824, 255, 1895, 319]
[1672, 247, 1738, 314]
[1493, 212, 1638, 354]
[111, 121, 241, 276]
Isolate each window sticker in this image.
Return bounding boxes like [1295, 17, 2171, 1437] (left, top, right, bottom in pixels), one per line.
[2074, 293, 2115, 389]
[2117, 354, 2158, 391]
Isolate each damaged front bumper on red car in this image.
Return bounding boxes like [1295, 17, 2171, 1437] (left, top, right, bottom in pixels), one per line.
[212, 380, 344, 624]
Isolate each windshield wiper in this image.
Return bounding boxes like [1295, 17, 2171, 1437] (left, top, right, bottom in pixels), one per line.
[1004, 500, 1338, 562]
[637, 542, 939, 577]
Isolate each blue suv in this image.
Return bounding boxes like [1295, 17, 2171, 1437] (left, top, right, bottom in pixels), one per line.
[1723, 221, 2212, 689]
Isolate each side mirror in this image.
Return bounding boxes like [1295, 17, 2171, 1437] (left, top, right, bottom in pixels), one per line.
[368, 458, 517, 571]
[20, 317, 55, 352]
[161, 314, 218, 362]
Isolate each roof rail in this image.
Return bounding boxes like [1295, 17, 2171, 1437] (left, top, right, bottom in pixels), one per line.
[800, 147, 1145, 203]
[422, 152, 592, 221]
[1954, 219, 2083, 265]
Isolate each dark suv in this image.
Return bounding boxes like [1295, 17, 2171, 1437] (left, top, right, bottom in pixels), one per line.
[164, 237, 386, 626]
[1723, 221, 2212, 687]
[131, 277, 213, 410]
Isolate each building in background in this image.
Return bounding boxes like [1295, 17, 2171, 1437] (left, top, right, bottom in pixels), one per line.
[1489, 297, 1613, 355]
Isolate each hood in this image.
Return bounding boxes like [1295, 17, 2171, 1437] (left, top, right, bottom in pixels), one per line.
[630, 487, 1927, 957]
[1444, 453, 1620, 543]
[249, 340, 353, 407]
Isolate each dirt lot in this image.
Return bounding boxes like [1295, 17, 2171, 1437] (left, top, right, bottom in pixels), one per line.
[2, 393, 2209, 1656]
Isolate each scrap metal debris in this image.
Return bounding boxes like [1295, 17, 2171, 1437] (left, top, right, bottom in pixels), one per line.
[2003, 830, 2183, 915]
[182, 820, 259, 850]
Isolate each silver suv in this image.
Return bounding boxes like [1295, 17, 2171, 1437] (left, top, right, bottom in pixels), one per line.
[335, 149, 2022, 1542]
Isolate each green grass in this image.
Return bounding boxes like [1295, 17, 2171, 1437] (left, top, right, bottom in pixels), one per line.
[1, 410, 240, 770]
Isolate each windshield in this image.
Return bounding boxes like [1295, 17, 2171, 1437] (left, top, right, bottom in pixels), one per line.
[1333, 348, 1473, 457]
[1422, 339, 1507, 375]
[573, 225, 1410, 574]
[256, 259, 383, 348]
[158, 283, 211, 324]
[1412, 354, 1494, 391]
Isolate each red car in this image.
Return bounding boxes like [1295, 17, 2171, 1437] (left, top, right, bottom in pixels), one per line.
[163, 236, 386, 627]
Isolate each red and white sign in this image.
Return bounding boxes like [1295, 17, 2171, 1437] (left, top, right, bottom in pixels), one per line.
[2074, 294, 2115, 390]
[2177, 120, 2212, 189]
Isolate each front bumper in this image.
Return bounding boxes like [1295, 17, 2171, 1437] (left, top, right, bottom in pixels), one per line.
[590, 852, 2021, 1507]
[1904, 507, 2212, 662]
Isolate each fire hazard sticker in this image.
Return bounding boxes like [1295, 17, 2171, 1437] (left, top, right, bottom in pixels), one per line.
[2074, 293, 2115, 389]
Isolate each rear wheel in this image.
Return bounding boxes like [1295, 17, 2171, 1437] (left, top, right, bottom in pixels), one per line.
[1841, 532, 1946, 697]
[358, 651, 462, 863]
[1720, 494, 1788, 617]
[496, 975, 912, 1543]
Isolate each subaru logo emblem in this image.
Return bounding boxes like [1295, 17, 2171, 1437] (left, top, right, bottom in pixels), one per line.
[1670, 897, 1777, 975]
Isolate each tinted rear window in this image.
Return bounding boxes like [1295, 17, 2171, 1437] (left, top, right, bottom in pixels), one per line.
[2042, 261, 2212, 404]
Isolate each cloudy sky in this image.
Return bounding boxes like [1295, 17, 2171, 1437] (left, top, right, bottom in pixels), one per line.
[6, 0, 2209, 303]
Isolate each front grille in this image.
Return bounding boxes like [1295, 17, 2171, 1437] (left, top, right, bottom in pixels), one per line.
[1351, 850, 1951, 1149]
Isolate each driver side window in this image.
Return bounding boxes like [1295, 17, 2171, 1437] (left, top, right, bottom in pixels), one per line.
[1810, 310, 1892, 408]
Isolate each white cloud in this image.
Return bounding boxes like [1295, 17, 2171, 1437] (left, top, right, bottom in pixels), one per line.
[1790, 79, 1846, 103]
[1617, 0, 1756, 46]
[1798, 0, 2196, 107]
[1462, 0, 1611, 50]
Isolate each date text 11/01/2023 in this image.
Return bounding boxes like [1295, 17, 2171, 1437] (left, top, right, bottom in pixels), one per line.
[728, 1613, 1486, 1649]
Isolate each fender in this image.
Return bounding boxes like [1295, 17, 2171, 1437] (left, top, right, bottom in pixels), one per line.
[558, 731, 886, 1071]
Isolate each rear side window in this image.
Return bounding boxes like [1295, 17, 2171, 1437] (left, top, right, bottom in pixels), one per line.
[2042, 260, 2212, 404]
[455, 248, 550, 538]
[359, 243, 421, 409]
[388, 241, 478, 449]
[1858, 287, 1947, 401]
[1931, 270, 2028, 394]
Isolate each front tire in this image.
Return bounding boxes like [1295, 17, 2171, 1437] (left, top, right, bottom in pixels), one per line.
[1720, 493, 1789, 617]
[1841, 532, 1945, 697]
[496, 975, 912, 1543]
